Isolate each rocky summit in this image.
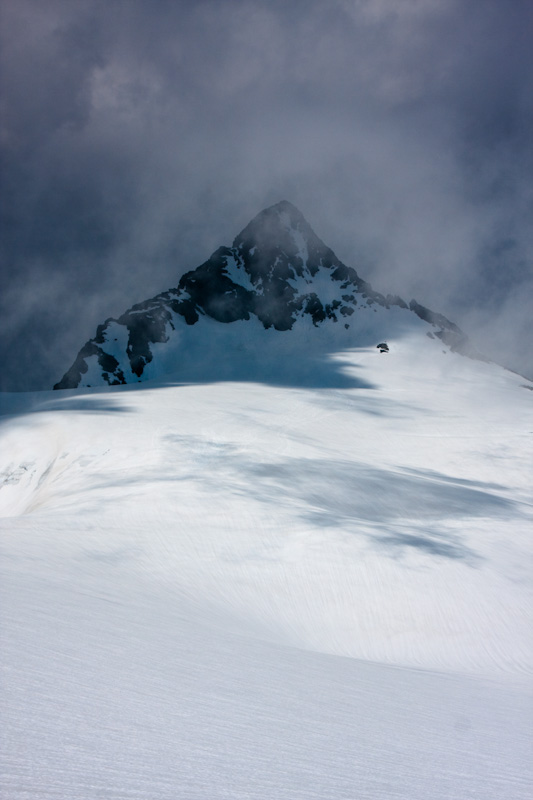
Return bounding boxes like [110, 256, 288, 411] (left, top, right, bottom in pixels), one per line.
[54, 201, 480, 390]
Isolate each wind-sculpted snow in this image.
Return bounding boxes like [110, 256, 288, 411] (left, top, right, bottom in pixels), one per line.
[54, 201, 476, 389]
[1, 335, 532, 799]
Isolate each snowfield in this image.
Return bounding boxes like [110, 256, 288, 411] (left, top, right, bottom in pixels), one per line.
[1, 332, 532, 799]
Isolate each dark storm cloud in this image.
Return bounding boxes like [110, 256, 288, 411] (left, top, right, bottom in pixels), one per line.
[1, 0, 532, 389]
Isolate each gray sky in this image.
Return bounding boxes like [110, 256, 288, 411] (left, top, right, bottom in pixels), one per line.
[1, 0, 532, 391]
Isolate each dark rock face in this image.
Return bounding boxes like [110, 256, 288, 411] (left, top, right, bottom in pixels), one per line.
[54, 200, 475, 389]
[175, 247, 254, 325]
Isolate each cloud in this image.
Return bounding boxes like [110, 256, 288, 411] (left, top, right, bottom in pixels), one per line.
[1, 0, 532, 389]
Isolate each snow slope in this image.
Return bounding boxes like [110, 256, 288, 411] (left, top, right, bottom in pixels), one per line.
[1, 333, 532, 799]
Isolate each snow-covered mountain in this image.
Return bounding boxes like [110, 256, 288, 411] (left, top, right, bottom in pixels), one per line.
[2, 203, 532, 799]
[54, 201, 481, 389]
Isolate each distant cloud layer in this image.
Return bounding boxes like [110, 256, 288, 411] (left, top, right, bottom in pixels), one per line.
[1, 0, 532, 389]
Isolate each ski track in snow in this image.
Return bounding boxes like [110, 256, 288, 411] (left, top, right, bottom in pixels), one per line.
[1, 339, 532, 799]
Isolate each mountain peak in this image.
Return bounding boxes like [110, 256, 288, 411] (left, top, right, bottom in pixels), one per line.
[238, 200, 309, 232]
[54, 203, 475, 390]
[232, 200, 340, 280]
[234, 200, 323, 247]
[258, 199, 304, 219]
